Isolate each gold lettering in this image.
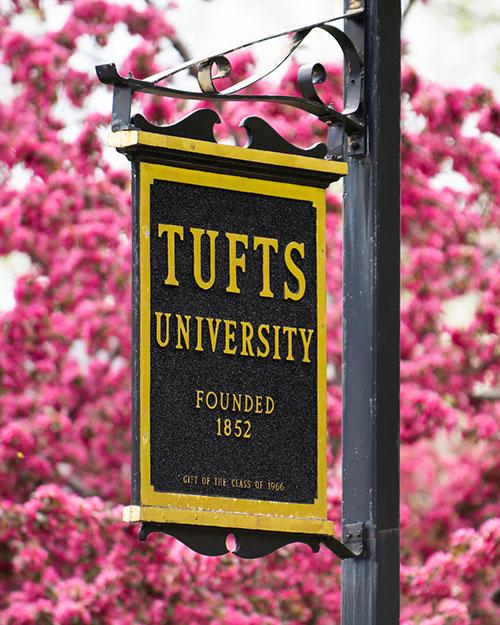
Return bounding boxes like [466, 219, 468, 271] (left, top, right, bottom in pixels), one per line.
[282, 326, 298, 361]
[223, 319, 237, 354]
[193, 388, 276, 416]
[158, 224, 184, 286]
[226, 232, 248, 294]
[220, 392, 229, 411]
[195, 316, 204, 351]
[257, 324, 270, 358]
[299, 328, 314, 363]
[195, 389, 204, 409]
[284, 241, 306, 301]
[243, 394, 253, 413]
[176, 314, 191, 350]
[240, 321, 255, 357]
[155, 311, 171, 347]
[232, 394, 242, 412]
[191, 227, 218, 290]
[206, 317, 221, 352]
[253, 236, 278, 298]
[206, 391, 217, 410]
[255, 395, 263, 413]
[272, 325, 281, 360]
[154, 311, 313, 364]
[265, 396, 275, 414]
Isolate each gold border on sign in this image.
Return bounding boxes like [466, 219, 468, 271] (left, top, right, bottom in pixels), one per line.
[109, 129, 348, 177]
[137, 162, 331, 535]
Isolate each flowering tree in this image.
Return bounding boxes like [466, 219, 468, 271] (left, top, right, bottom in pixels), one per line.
[0, 1, 498, 624]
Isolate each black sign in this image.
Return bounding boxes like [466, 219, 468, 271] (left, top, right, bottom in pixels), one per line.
[113, 129, 346, 535]
[150, 177, 318, 503]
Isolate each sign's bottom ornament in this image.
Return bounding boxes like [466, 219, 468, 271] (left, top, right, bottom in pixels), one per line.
[132, 518, 364, 560]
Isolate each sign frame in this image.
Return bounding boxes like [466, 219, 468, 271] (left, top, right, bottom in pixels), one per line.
[112, 127, 347, 541]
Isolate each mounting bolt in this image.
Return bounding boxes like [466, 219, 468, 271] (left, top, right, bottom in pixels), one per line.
[347, 132, 365, 156]
[343, 522, 365, 557]
[348, 0, 363, 10]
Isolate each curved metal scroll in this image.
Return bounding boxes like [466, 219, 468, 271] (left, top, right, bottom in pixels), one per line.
[96, 10, 364, 133]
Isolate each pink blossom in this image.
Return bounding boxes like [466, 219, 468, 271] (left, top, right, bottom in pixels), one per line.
[0, 2, 498, 624]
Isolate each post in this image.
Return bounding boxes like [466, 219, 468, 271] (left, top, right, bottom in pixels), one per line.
[341, 1, 400, 624]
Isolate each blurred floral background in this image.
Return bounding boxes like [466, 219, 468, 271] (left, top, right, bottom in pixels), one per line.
[0, 1, 498, 624]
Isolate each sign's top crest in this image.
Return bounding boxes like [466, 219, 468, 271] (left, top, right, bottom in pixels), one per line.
[109, 110, 347, 190]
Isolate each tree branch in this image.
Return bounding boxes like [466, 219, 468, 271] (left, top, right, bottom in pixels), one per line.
[170, 36, 193, 66]
[402, 0, 419, 21]
[469, 388, 500, 402]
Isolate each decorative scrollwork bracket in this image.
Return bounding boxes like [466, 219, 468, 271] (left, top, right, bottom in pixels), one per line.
[96, 9, 365, 160]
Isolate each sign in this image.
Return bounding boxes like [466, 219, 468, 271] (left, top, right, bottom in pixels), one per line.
[112, 127, 346, 536]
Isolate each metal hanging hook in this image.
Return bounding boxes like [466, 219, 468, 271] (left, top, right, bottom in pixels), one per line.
[96, 8, 365, 158]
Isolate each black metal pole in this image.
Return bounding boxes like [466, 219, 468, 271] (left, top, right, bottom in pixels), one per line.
[341, 1, 400, 624]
